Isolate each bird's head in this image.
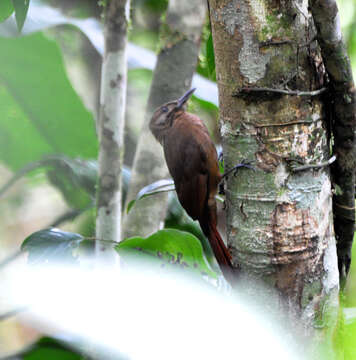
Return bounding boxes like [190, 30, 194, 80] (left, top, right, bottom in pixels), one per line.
[149, 88, 195, 143]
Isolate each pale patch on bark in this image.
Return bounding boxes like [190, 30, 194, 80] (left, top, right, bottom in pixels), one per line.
[249, 0, 267, 25]
[274, 163, 289, 188]
[294, 0, 309, 26]
[288, 172, 329, 210]
[314, 177, 333, 236]
[220, 121, 234, 137]
[323, 237, 339, 293]
[212, 0, 270, 83]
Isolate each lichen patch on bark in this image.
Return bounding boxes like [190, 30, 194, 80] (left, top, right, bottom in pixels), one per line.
[212, 0, 270, 83]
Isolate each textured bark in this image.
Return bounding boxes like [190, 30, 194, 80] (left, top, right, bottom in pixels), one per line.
[122, 0, 206, 239]
[209, 0, 339, 333]
[310, 0, 356, 285]
[96, 0, 129, 252]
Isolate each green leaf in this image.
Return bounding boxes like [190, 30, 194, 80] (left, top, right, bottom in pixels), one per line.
[0, 32, 98, 171]
[21, 228, 84, 265]
[22, 337, 83, 360]
[116, 229, 217, 278]
[12, 0, 29, 32]
[206, 32, 216, 81]
[0, 0, 14, 23]
[127, 179, 175, 213]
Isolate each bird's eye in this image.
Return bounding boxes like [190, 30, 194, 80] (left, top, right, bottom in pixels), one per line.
[162, 106, 168, 113]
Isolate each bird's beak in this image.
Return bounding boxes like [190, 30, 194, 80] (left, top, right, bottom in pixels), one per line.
[176, 88, 196, 109]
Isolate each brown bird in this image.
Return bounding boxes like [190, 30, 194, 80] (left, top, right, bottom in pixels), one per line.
[149, 88, 235, 282]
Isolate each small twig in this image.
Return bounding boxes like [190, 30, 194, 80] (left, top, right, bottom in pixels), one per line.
[234, 86, 327, 97]
[259, 39, 293, 48]
[253, 118, 320, 128]
[259, 36, 317, 49]
[291, 155, 336, 172]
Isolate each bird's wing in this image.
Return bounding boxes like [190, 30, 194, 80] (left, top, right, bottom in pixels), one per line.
[164, 131, 208, 221]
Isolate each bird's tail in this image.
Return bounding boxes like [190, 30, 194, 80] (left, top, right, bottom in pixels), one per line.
[200, 220, 236, 284]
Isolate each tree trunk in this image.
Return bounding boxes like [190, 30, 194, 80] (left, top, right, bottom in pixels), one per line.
[122, 0, 207, 239]
[96, 0, 129, 253]
[208, 0, 339, 333]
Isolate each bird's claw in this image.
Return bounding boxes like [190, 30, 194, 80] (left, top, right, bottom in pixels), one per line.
[232, 160, 255, 177]
[218, 182, 225, 195]
[218, 152, 224, 164]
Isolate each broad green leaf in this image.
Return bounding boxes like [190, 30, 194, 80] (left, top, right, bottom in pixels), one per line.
[127, 179, 175, 213]
[12, 0, 30, 32]
[0, 32, 98, 171]
[0, 0, 14, 23]
[22, 337, 83, 360]
[21, 228, 84, 265]
[116, 229, 217, 278]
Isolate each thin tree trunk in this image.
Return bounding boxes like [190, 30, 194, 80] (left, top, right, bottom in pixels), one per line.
[96, 0, 129, 254]
[309, 0, 356, 286]
[209, 0, 339, 333]
[122, 0, 207, 239]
